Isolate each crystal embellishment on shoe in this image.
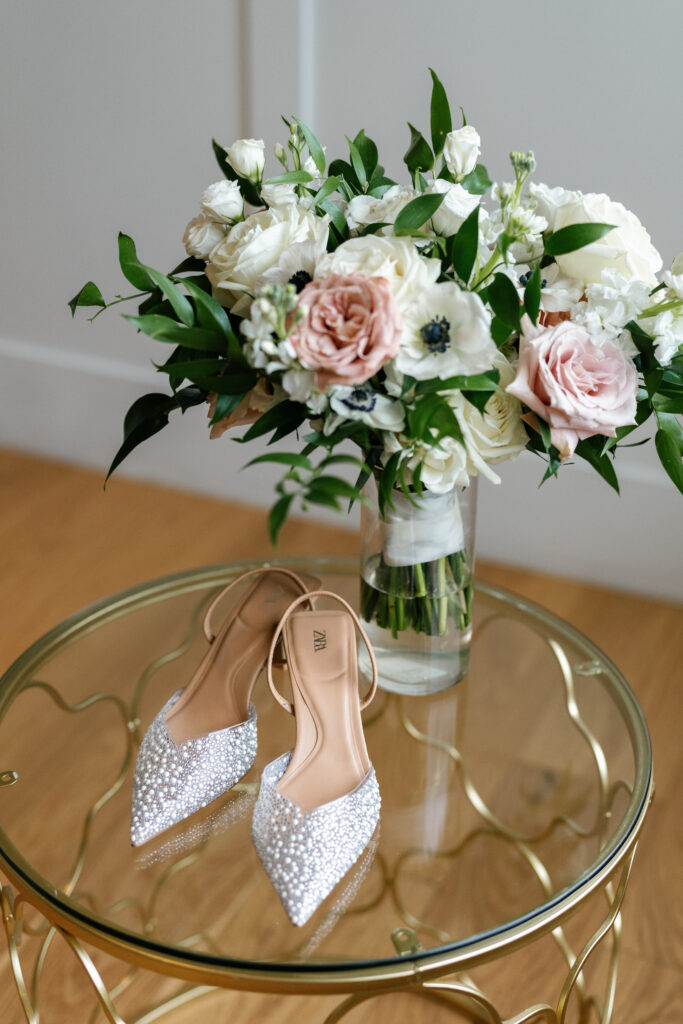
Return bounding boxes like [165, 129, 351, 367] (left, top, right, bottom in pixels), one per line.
[252, 752, 380, 927]
[131, 692, 257, 847]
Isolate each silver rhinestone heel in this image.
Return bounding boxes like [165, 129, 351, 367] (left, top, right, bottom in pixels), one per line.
[130, 567, 319, 846]
[131, 692, 257, 847]
[252, 589, 380, 926]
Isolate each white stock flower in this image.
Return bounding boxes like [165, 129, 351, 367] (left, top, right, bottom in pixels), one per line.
[324, 384, 405, 435]
[347, 185, 418, 233]
[540, 189, 662, 286]
[504, 205, 547, 262]
[260, 183, 298, 209]
[426, 179, 480, 237]
[443, 126, 480, 179]
[663, 269, 683, 301]
[316, 236, 441, 319]
[670, 253, 683, 276]
[225, 138, 266, 183]
[383, 432, 470, 493]
[571, 269, 650, 341]
[182, 214, 227, 260]
[395, 281, 495, 380]
[206, 205, 329, 316]
[641, 309, 683, 366]
[200, 180, 244, 224]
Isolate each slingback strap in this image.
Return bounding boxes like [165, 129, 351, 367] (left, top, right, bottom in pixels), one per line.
[266, 590, 378, 716]
[203, 567, 316, 644]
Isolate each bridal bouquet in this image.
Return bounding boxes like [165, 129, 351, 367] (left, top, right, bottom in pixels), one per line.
[71, 71, 683, 653]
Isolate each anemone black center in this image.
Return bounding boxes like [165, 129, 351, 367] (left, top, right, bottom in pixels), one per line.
[421, 316, 450, 353]
[289, 270, 313, 293]
[341, 386, 376, 413]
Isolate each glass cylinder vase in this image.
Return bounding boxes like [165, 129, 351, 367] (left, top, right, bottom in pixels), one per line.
[358, 476, 477, 696]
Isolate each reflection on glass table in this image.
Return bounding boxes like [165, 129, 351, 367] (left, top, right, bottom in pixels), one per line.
[0, 558, 652, 1024]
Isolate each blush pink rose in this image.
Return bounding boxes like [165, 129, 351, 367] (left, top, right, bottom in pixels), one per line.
[506, 315, 637, 459]
[289, 272, 402, 389]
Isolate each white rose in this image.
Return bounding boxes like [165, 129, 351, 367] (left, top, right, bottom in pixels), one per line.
[200, 180, 244, 224]
[395, 280, 495, 380]
[206, 205, 329, 316]
[426, 180, 480, 237]
[528, 183, 581, 231]
[537, 263, 584, 314]
[447, 356, 527, 483]
[551, 192, 662, 286]
[443, 126, 480, 179]
[347, 185, 418, 232]
[316, 236, 441, 318]
[260, 183, 298, 209]
[225, 138, 266, 183]
[383, 432, 470, 494]
[182, 214, 227, 260]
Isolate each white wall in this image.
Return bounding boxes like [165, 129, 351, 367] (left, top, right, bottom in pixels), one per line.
[1, 0, 681, 599]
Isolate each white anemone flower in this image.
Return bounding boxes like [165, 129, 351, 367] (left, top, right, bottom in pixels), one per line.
[395, 281, 495, 380]
[323, 385, 405, 435]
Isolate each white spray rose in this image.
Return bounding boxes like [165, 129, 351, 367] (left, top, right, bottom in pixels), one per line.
[447, 356, 527, 483]
[426, 179, 480, 237]
[260, 183, 298, 209]
[316, 236, 441, 319]
[206, 204, 329, 316]
[200, 180, 244, 224]
[347, 185, 418, 233]
[225, 138, 266, 183]
[544, 190, 662, 286]
[182, 214, 227, 260]
[443, 125, 480, 178]
[528, 183, 581, 231]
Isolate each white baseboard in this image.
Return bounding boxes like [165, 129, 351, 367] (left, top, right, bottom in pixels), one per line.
[1, 334, 681, 602]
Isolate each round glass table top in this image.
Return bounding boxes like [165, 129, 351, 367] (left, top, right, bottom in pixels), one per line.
[0, 558, 652, 988]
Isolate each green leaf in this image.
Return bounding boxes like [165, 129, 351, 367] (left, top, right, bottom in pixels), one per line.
[182, 279, 234, 338]
[328, 159, 361, 194]
[106, 393, 173, 481]
[118, 234, 155, 291]
[450, 204, 479, 284]
[169, 256, 205, 276]
[318, 197, 348, 238]
[353, 129, 379, 180]
[305, 490, 343, 513]
[68, 281, 106, 317]
[307, 475, 361, 501]
[378, 451, 403, 516]
[145, 268, 194, 327]
[461, 164, 492, 195]
[123, 314, 227, 352]
[346, 136, 367, 187]
[463, 389, 494, 414]
[190, 371, 256, 395]
[319, 453, 365, 470]
[655, 415, 683, 493]
[575, 439, 620, 493]
[394, 192, 445, 235]
[487, 274, 521, 331]
[311, 175, 341, 208]
[367, 175, 396, 198]
[490, 316, 513, 347]
[415, 370, 500, 395]
[209, 391, 246, 424]
[239, 399, 306, 443]
[523, 266, 542, 326]
[404, 123, 433, 176]
[429, 68, 452, 158]
[294, 118, 326, 176]
[157, 357, 226, 379]
[263, 169, 314, 185]
[246, 451, 314, 472]
[212, 139, 236, 181]
[545, 222, 615, 257]
[268, 495, 293, 546]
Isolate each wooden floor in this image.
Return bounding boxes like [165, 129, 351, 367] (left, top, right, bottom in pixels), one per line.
[0, 447, 681, 1022]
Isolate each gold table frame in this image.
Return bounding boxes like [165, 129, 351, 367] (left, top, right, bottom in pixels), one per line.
[0, 559, 653, 1023]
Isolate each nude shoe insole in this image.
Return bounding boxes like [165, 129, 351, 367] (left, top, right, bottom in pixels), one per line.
[166, 575, 313, 745]
[277, 610, 371, 811]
